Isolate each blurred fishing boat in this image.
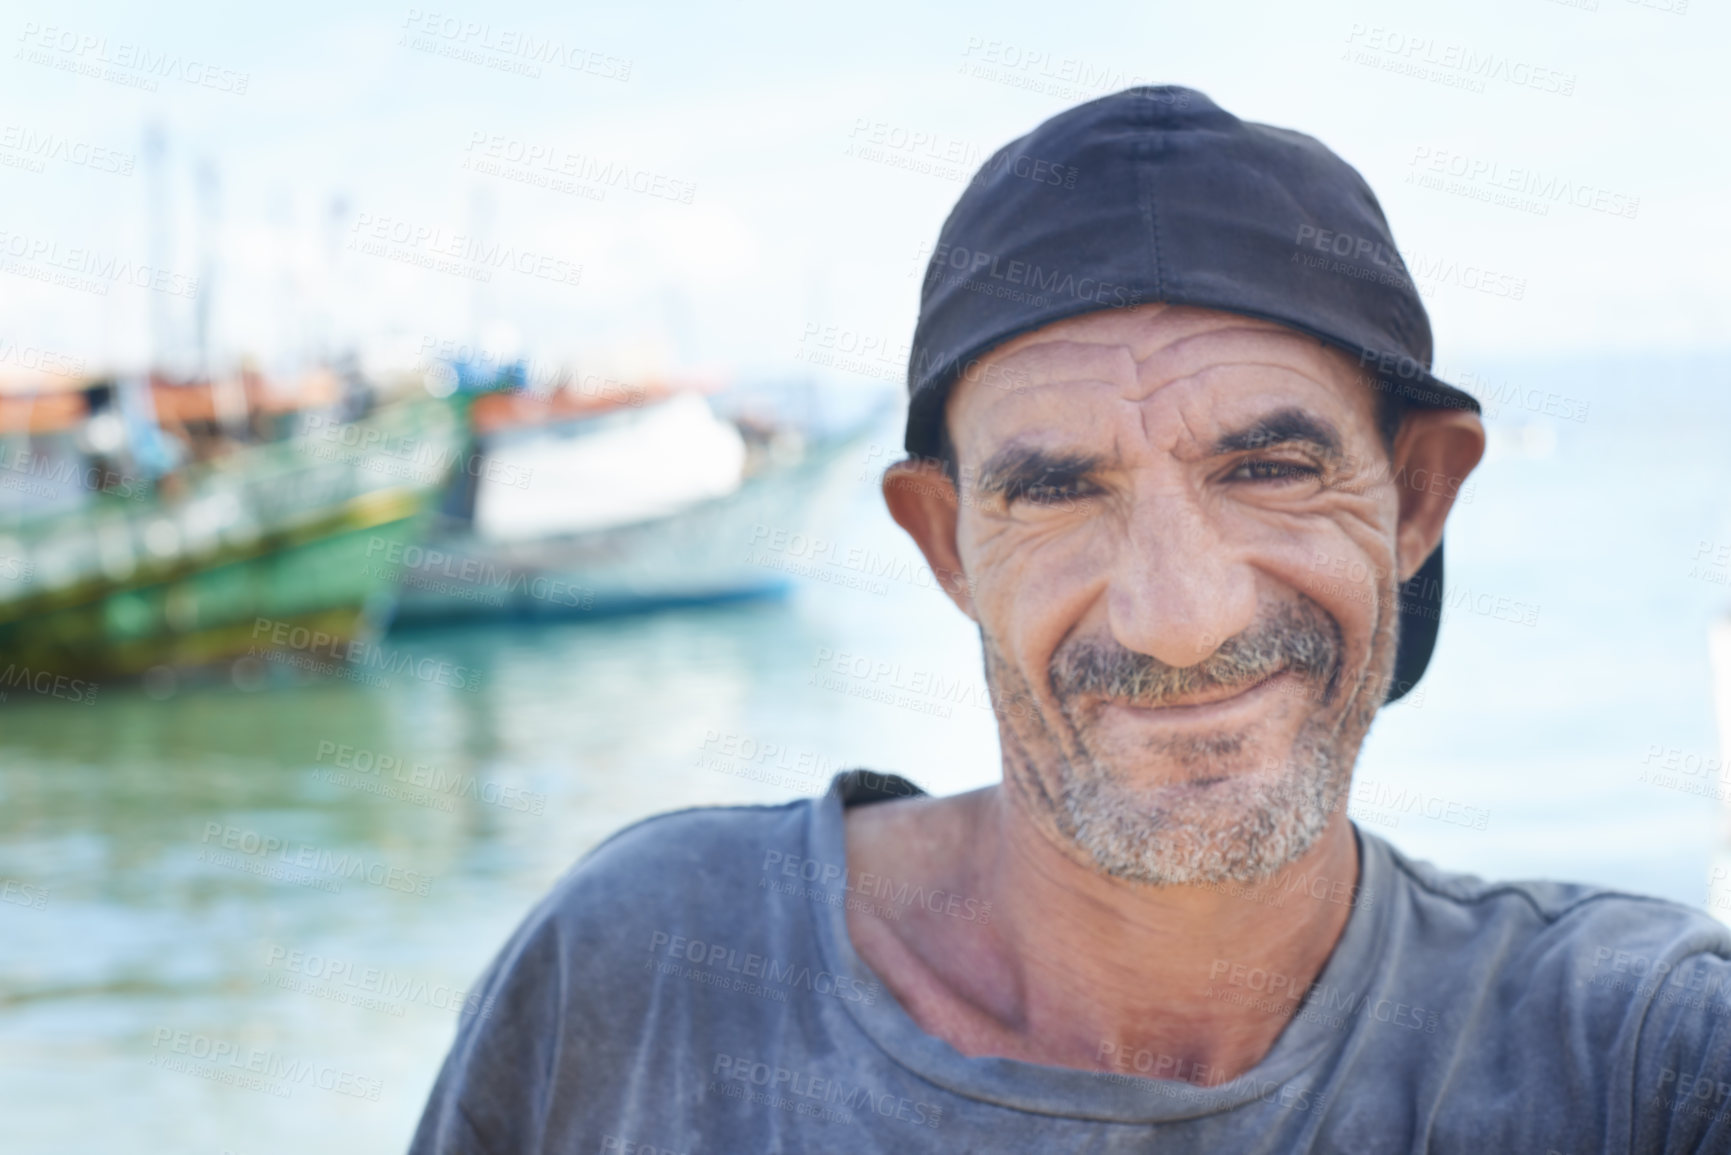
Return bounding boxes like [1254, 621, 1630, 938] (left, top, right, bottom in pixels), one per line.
[0, 371, 462, 680]
[389, 371, 887, 621]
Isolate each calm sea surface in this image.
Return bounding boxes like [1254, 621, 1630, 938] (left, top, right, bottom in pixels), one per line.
[4, 353, 1731, 1153]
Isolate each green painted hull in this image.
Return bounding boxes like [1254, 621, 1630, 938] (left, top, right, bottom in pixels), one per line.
[0, 398, 465, 681]
[0, 492, 426, 679]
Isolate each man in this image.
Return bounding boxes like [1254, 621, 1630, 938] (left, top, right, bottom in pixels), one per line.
[410, 87, 1731, 1153]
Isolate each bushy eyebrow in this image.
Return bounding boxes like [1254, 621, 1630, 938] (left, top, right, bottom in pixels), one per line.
[971, 408, 1345, 499]
[974, 444, 1108, 500]
[1211, 408, 1344, 465]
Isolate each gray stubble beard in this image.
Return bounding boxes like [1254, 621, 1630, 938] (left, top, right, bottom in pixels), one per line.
[986, 588, 1398, 888]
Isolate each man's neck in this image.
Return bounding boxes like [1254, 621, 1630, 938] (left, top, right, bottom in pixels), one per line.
[841, 783, 1361, 1084]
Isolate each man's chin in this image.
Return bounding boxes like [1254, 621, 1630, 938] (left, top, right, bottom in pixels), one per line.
[1067, 727, 1294, 795]
[1053, 751, 1343, 887]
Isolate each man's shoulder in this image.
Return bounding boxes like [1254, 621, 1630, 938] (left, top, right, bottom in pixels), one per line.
[408, 796, 831, 1155]
[532, 795, 815, 941]
[480, 772, 921, 996]
[1372, 831, 1731, 986]
[577, 794, 813, 876]
[1373, 838, 1731, 1149]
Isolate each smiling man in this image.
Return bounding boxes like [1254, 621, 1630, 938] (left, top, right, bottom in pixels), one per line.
[410, 87, 1731, 1154]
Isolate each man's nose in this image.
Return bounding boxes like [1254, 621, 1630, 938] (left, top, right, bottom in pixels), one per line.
[1105, 493, 1258, 669]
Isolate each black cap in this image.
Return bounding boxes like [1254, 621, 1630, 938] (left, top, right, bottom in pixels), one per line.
[906, 85, 1480, 703]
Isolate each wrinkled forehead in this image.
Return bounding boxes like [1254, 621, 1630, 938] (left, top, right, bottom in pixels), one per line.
[946, 303, 1375, 455]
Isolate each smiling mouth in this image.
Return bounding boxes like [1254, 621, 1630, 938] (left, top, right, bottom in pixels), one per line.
[1105, 668, 1292, 714]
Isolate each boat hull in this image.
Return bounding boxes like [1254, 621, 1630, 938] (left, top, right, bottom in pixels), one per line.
[390, 428, 870, 623]
[0, 398, 462, 680]
[0, 492, 424, 679]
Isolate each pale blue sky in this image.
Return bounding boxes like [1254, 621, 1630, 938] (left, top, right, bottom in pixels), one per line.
[1, 0, 1723, 387]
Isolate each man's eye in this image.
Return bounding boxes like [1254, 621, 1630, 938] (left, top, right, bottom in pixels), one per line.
[1007, 479, 1091, 506]
[1231, 459, 1321, 482]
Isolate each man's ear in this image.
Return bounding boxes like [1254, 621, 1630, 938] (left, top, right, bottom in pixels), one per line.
[1391, 409, 1487, 581]
[882, 458, 977, 620]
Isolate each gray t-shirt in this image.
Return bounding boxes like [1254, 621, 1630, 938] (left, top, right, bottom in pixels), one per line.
[409, 771, 1731, 1153]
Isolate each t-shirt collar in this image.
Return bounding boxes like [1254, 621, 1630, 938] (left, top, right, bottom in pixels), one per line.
[805, 769, 1393, 1123]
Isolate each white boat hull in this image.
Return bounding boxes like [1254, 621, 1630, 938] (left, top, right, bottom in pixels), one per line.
[389, 427, 869, 621]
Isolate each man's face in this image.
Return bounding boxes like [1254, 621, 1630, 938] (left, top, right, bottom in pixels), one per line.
[940, 304, 1418, 886]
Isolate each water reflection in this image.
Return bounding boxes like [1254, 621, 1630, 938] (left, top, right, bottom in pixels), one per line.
[0, 596, 874, 1155]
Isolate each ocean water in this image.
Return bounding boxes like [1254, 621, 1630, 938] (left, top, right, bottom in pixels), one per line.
[2, 353, 1729, 1153]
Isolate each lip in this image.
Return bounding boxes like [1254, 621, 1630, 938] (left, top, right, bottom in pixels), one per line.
[1100, 668, 1294, 723]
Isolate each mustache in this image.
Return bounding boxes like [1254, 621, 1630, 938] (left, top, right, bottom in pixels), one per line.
[1049, 600, 1342, 708]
